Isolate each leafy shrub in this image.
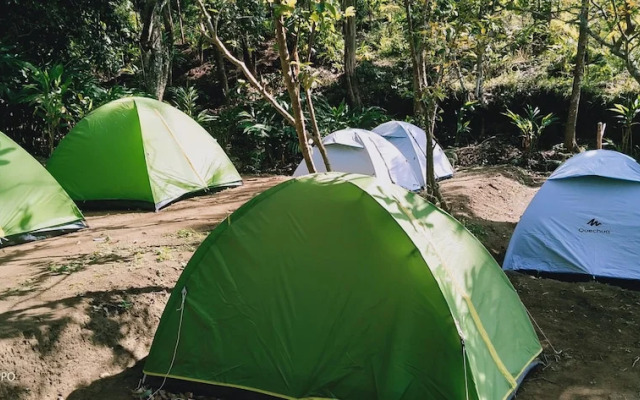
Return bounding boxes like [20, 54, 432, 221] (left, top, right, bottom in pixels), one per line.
[209, 88, 391, 172]
[502, 105, 557, 153]
[609, 95, 640, 155]
[168, 84, 216, 127]
[314, 96, 388, 132]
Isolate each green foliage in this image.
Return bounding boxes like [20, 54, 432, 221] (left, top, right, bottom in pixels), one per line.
[503, 105, 557, 153]
[455, 100, 478, 145]
[48, 261, 85, 275]
[14, 62, 144, 156]
[168, 84, 216, 126]
[209, 84, 390, 172]
[175, 228, 204, 240]
[2, 0, 640, 171]
[314, 97, 387, 131]
[155, 246, 173, 262]
[609, 95, 640, 155]
[461, 218, 487, 239]
[233, 93, 298, 169]
[0, 45, 29, 100]
[18, 64, 74, 156]
[0, 0, 138, 78]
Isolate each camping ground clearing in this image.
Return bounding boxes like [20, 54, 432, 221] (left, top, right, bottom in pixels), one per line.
[1, 168, 640, 400]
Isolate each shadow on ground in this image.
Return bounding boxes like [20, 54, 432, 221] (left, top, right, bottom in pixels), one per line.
[66, 359, 145, 400]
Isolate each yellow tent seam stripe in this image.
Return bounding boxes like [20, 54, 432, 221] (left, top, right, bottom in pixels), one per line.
[501, 348, 543, 400]
[393, 198, 518, 389]
[151, 107, 208, 188]
[142, 370, 331, 400]
[463, 295, 517, 388]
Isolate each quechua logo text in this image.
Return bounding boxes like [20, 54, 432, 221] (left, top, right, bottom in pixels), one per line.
[579, 218, 610, 234]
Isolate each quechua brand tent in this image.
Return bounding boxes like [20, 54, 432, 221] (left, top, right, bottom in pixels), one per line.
[47, 97, 242, 210]
[504, 149, 640, 280]
[144, 173, 541, 400]
[292, 128, 421, 191]
[372, 120, 454, 185]
[0, 131, 85, 247]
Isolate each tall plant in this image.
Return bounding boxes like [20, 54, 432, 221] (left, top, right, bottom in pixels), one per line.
[402, 0, 455, 210]
[168, 84, 216, 126]
[609, 96, 640, 155]
[19, 64, 74, 156]
[503, 105, 557, 154]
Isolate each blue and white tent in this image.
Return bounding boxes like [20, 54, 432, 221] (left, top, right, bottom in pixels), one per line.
[503, 150, 640, 280]
[372, 121, 454, 186]
[293, 128, 421, 191]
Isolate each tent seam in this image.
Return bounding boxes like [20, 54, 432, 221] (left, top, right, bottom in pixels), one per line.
[151, 107, 208, 188]
[361, 134, 396, 183]
[348, 179, 519, 392]
[132, 100, 158, 207]
[500, 348, 543, 400]
[399, 198, 518, 388]
[401, 124, 428, 160]
[143, 370, 338, 400]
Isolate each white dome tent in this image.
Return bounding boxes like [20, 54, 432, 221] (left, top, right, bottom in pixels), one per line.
[372, 120, 454, 186]
[504, 150, 640, 280]
[293, 128, 421, 191]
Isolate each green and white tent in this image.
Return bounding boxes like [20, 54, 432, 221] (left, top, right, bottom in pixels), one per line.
[144, 173, 541, 400]
[0, 131, 85, 247]
[47, 97, 242, 210]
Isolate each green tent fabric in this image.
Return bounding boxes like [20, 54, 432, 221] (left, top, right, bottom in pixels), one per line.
[144, 173, 541, 400]
[46, 97, 242, 210]
[0, 131, 85, 247]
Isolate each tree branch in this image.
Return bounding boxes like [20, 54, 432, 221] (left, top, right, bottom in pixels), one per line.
[196, 0, 296, 127]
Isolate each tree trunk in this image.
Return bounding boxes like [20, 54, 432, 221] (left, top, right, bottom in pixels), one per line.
[403, 0, 447, 210]
[241, 35, 257, 77]
[273, 0, 316, 173]
[404, 0, 421, 116]
[212, 45, 229, 100]
[304, 18, 331, 171]
[198, 0, 296, 125]
[453, 56, 469, 102]
[564, 0, 588, 152]
[623, 126, 633, 154]
[343, 0, 362, 109]
[197, 0, 317, 172]
[47, 123, 55, 157]
[305, 89, 332, 171]
[425, 102, 448, 210]
[474, 45, 485, 105]
[197, 33, 204, 64]
[175, 0, 186, 44]
[162, 2, 174, 86]
[596, 122, 605, 149]
[139, 0, 172, 101]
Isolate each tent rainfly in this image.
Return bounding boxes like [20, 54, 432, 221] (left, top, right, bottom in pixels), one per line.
[504, 150, 640, 280]
[0, 131, 85, 247]
[47, 97, 242, 210]
[292, 128, 421, 191]
[144, 173, 541, 400]
[373, 120, 454, 185]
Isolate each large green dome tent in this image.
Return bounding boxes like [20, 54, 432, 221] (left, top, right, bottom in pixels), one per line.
[0, 131, 85, 247]
[144, 173, 541, 400]
[47, 97, 242, 210]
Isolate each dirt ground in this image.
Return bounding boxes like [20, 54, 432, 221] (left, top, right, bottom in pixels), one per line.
[1, 168, 639, 400]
